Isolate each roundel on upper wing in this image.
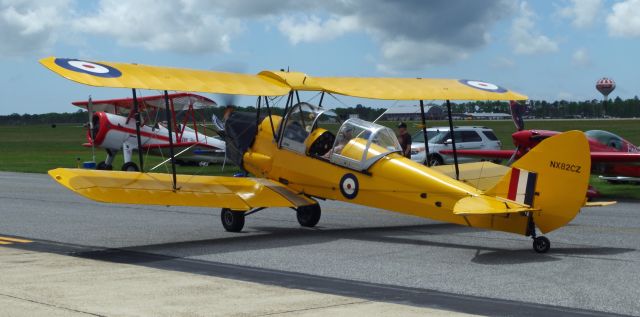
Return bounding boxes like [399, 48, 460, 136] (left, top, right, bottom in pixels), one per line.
[54, 58, 122, 78]
[339, 173, 359, 199]
[459, 79, 507, 93]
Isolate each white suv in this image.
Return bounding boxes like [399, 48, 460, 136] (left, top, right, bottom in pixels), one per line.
[410, 126, 501, 165]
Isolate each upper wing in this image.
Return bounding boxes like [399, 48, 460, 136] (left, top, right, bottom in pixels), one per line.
[49, 168, 315, 211]
[43, 57, 527, 101]
[439, 149, 516, 160]
[259, 70, 527, 101]
[73, 93, 217, 112]
[308, 77, 527, 101]
[41, 57, 290, 96]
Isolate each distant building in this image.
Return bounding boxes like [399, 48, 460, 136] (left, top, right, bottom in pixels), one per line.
[462, 112, 511, 120]
[381, 105, 445, 121]
[348, 114, 360, 119]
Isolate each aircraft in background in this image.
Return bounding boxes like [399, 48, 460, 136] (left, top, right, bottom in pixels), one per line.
[73, 93, 225, 171]
[42, 57, 600, 253]
[442, 101, 640, 183]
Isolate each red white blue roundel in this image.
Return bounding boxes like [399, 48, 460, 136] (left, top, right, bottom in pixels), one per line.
[54, 58, 122, 78]
[340, 173, 359, 199]
[459, 79, 507, 93]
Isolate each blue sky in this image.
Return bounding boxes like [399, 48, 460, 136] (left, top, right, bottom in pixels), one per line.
[1, 0, 639, 114]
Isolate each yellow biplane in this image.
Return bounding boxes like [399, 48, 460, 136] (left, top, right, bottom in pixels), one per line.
[41, 57, 592, 253]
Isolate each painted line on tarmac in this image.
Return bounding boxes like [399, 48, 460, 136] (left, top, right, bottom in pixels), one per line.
[0, 236, 32, 245]
[1, 235, 631, 317]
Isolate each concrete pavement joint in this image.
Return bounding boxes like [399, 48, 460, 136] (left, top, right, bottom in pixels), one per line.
[0, 293, 107, 317]
[253, 299, 370, 316]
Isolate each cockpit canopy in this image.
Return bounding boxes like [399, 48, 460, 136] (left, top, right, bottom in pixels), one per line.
[329, 118, 402, 171]
[279, 103, 402, 171]
[585, 130, 626, 151]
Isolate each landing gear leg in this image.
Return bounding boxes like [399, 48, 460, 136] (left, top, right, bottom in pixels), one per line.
[526, 212, 550, 253]
[96, 149, 117, 170]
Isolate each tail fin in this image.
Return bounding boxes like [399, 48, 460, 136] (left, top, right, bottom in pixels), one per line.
[486, 130, 591, 233]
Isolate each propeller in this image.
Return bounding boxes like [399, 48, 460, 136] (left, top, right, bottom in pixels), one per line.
[507, 101, 527, 165]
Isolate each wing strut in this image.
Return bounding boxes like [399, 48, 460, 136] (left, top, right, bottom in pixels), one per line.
[419, 100, 431, 166]
[263, 96, 276, 137]
[446, 99, 460, 180]
[131, 89, 145, 171]
[163, 90, 178, 190]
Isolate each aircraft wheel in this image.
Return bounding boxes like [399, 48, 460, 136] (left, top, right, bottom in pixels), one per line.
[221, 208, 245, 232]
[96, 161, 112, 170]
[532, 236, 550, 253]
[427, 154, 444, 166]
[121, 162, 139, 172]
[296, 204, 321, 227]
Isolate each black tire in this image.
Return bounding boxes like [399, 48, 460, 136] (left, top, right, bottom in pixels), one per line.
[121, 162, 139, 172]
[427, 154, 444, 166]
[96, 161, 112, 170]
[532, 236, 551, 253]
[221, 208, 245, 232]
[296, 204, 321, 227]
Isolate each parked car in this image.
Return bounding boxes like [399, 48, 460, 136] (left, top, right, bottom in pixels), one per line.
[410, 126, 502, 165]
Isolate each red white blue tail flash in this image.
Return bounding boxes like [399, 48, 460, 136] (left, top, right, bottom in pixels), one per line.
[507, 168, 537, 206]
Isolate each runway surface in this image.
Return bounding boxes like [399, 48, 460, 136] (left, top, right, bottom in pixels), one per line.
[0, 171, 638, 316]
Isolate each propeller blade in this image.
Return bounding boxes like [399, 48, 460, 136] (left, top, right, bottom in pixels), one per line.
[211, 114, 225, 131]
[506, 146, 520, 166]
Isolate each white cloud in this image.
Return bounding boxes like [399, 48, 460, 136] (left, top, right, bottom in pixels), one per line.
[510, 2, 558, 54]
[571, 48, 591, 66]
[558, 0, 602, 28]
[607, 0, 640, 37]
[74, 0, 243, 54]
[376, 39, 469, 73]
[0, 0, 71, 57]
[277, 14, 359, 44]
[491, 57, 516, 69]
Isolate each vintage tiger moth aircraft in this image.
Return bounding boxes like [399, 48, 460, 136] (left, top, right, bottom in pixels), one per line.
[41, 57, 595, 253]
[72, 92, 225, 171]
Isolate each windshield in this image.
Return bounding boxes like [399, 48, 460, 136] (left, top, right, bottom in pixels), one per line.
[330, 118, 402, 171]
[412, 130, 439, 143]
[280, 102, 337, 153]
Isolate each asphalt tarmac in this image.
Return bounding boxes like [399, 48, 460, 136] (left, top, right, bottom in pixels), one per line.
[0, 171, 638, 316]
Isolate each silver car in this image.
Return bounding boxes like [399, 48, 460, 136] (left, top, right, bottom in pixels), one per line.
[410, 126, 501, 165]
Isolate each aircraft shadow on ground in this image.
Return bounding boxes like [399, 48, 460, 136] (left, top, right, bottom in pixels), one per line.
[78, 223, 634, 266]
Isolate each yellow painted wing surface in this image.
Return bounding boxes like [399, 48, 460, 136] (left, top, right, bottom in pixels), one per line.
[307, 77, 527, 101]
[41, 57, 527, 101]
[39, 57, 290, 96]
[49, 168, 315, 211]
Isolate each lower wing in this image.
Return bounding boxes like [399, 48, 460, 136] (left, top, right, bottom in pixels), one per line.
[49, 168, 315, 211]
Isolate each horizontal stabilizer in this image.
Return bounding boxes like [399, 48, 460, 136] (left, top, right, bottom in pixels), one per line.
[48, 168, 315, 210]
[453, 196, 533, 215]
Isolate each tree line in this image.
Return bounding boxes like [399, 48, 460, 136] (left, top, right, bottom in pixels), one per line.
[1, 97, 638, 125]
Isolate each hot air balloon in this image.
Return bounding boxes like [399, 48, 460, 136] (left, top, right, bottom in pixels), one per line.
[596, 77, 616, 117]
[596, 77, 616, 101]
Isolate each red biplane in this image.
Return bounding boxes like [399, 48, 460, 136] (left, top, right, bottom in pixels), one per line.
[73, 93, 225, 171]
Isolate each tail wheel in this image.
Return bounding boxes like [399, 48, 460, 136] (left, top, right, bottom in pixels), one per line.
[121, 162, 139, 172]
[532, 236, 551, 253]
[221, 208, 245, 232]
[296, 204, 321, 227]
[96, 161, 113, 170]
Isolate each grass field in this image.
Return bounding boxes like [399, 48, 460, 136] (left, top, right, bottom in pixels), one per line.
[1, 119, 639, 199]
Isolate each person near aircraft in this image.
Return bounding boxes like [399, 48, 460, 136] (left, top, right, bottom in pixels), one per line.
[397, 122, 412, 158]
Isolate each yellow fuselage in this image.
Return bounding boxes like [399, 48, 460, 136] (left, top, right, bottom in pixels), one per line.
[243, 116, 529, 235]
